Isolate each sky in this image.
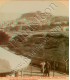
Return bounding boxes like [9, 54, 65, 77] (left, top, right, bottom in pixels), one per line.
[0, 0, 69, 22]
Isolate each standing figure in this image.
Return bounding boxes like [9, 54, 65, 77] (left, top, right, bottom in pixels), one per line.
[44, 61, 51, 77]
[40, 61, 46, 74]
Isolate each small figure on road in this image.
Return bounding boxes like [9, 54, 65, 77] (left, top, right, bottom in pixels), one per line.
[44, 61, 51, 77]
[40, 61, 46, 74]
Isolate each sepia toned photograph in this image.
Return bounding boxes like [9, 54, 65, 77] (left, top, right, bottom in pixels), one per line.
[0, 0, 69, 80]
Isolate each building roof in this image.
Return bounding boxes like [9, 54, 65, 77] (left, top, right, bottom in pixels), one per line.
[0, 47, 31, 73]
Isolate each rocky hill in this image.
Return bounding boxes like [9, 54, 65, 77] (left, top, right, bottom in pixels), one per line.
[3, 11, 68, 32]
[7, 32, 69, 73]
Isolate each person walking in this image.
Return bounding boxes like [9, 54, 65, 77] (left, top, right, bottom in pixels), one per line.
[44, 61, 51, 77]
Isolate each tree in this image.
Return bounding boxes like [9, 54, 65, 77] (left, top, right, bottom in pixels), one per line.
[0, 31, 10, 45]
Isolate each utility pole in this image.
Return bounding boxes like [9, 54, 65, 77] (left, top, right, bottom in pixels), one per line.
[53, 61, 55, 77]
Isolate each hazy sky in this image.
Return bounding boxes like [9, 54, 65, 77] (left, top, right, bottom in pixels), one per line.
[0, 0, 69, 22]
